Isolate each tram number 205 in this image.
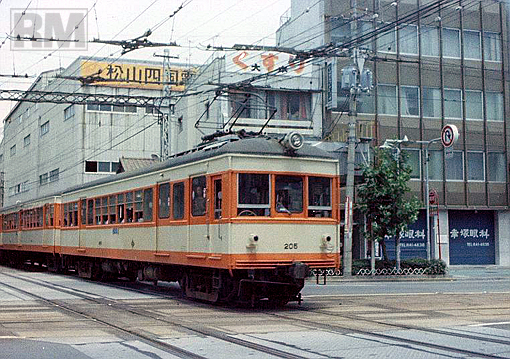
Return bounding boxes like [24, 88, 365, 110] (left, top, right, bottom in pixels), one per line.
[284, 243, 298, 250]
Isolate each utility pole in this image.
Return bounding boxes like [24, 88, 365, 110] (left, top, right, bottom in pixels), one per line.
[161, 49, 172, 160]
[342, 0, 372, 277]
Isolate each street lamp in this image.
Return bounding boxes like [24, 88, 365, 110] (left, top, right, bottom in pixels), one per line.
[381, 136, 442, 261]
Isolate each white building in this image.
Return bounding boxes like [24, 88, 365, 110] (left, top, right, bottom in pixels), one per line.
[0, 56, 191, 207]
[173, 51, 323, 152]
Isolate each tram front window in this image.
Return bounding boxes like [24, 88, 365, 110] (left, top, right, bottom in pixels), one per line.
[237, 173, 270, 216]
[275, 175, 303, 213]
[308, 177, 332, 217]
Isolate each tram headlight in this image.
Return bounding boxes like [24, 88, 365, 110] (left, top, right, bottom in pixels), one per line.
[247, 234, 259, 249]
[282, 132, 304, 151]
[321, 234, 332, 245]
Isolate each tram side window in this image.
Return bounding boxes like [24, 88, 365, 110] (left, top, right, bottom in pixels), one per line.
[237, 173, 270, 216]
[143, 188, 153, 222]
[80, 200, 86, 225]
[95, 198, 101, 225]
[173, 182, 184, 220]
[101, 197, 108, 224]
[126, 192, 134, 222]
[158, 183, 170, 219]
[134, 190, 143, 222]
[87, 199, 94, 225]
[46, 204, 54, 227]
[308, 177, 332, 218]
[72, 202, 78, 226]
[275, 175, 303, 213]
[109, 195, 116, 224]
[117, 194, 125, 223]
[191, 176, 207, 217]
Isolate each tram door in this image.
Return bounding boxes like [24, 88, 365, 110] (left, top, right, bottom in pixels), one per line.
[210, 176, 225, 255]
[189, 175, 210, 254]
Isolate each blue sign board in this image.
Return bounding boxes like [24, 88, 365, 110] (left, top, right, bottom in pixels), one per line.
[383, 210, 427, 260]
[449, 210, 495, 265]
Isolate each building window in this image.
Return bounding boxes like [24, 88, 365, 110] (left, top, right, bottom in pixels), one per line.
[64, 105, 75, 121]
[444, 89, 462, 119]
[357, 93, 374, 114]
[267, 91, 311, 121]
[421, 26, 439, 56]
[463, 30, 481, 60]
[377, 24, 396, 53]
[377, 84, 397, 115]
[49, 168, 59, 182]
[486, 92, 503, 121]
[429, 150, 443, 181]
[446, 151, 464, 181]
[399, 24, 418, 55]
[86, 103, 137, 113]
[40, 121, 50, 136]
[98, 161, 110, 172]
[403, 149, 421, 179]
[24, 134, 31, 147]
[484, 32, 501, 62]
[423, 87, 441, 118]
[487, 152, 506, 182]
[10, 144, 16, 157]
[465, 90, 483, 120]
[85, 161, 119, 173]
[467, 151, 485, 181]
[443, 28, 461, 58]
[400, 86, 419, 116]
[39, 173, 48, 185]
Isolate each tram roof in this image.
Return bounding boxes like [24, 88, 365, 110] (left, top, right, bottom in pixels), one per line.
[63, 135, 337, 195]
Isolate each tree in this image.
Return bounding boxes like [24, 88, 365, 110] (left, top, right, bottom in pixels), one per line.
[356, 148, 421, 271]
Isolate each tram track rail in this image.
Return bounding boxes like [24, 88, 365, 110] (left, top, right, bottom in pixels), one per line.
[2, 266, 509, 359]
[0, 269, 311, 359]
[66, 274, 510, 359]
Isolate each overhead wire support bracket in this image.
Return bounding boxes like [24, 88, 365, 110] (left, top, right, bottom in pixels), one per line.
[0, 89, 171, 110]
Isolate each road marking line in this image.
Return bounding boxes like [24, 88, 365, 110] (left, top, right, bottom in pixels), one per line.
[469, 321, 510, 327]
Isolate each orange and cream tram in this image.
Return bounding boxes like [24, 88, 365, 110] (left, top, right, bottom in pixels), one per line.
[0, 133, 340, 305]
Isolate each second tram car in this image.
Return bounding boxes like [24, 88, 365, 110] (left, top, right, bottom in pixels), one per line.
[0, 133, 340, 305]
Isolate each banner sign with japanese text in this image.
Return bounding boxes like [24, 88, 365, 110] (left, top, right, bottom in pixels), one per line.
[226, 51, 311, 77]
[448, 210, 495, 265]
[383, 210, 427, 260]
[80, 60, 192, 91]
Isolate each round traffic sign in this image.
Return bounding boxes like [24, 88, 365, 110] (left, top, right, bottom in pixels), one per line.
[441, 124, 459, 148]
[429, 189, 438, 205]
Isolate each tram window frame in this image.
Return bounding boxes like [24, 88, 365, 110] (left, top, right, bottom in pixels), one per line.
[143, 188, 153, 222]
[109, 195, 117, 224]
[158, 183, 170, 219]
[308, 177, 332, 218]
[117, 193, 125, 223]
[134, 190, 143, 222]
[191, 176, 207, 217]
[95, 198, 102, 225]
[87, 199, 94, 225]
[173, 182, 185, 220]
[237, 173, 270, 216]
[126, 192, 134, 223]
[275, 175, 303, 214]
[80, 200, 86, 225]
[46, 204, 54, 227]
[101, 197, 109, 224]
